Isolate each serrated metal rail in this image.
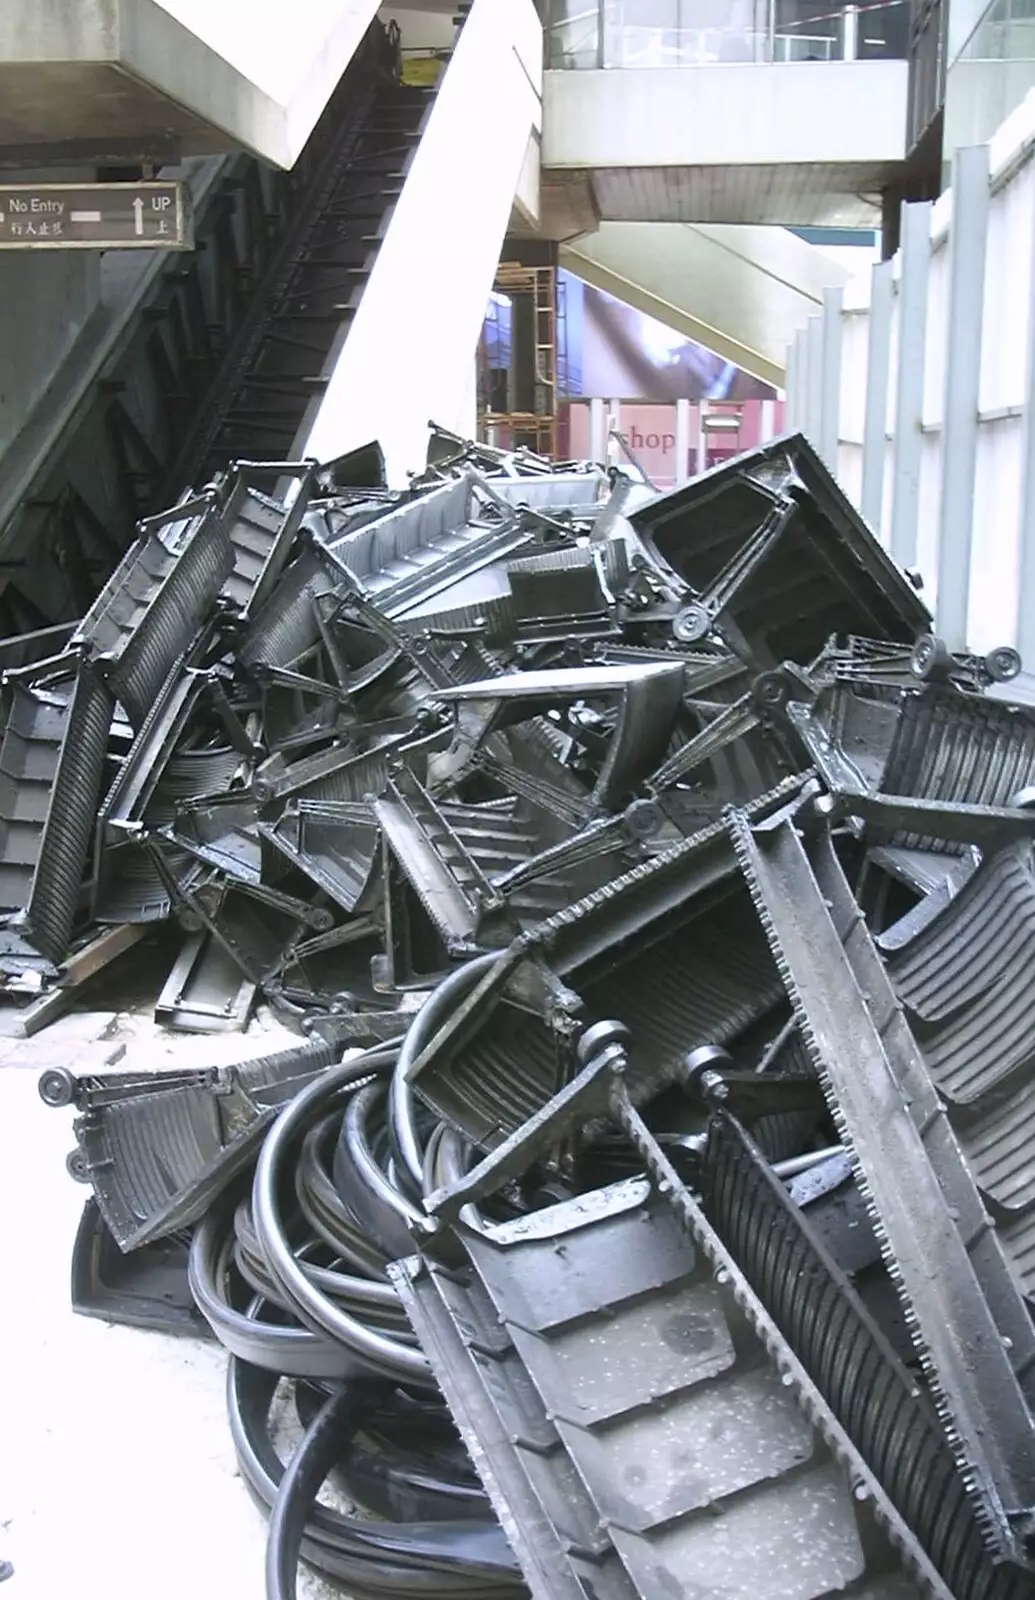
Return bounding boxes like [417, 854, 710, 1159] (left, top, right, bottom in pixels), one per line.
[21, 662, 116, 962]
[0, 681, 73, 912]
[701, 1113, 1032, 1600]
[728, 805, 1035, 1567]
[445, 800, 622, 928]
[376, 777, 609, 947]
[407, 789, 798, 1154]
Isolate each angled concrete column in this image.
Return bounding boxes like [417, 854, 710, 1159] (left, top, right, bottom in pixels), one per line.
[0, 0, 383, 165]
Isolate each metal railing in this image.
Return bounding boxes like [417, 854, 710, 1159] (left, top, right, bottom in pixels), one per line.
[543, 1, 909, 68]
[907, 0, 947, 149]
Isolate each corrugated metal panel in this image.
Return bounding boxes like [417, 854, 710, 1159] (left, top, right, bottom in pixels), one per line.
[591, 163, 897, 228]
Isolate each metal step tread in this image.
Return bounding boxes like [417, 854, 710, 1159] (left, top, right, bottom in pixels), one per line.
[392, 1180, 938, 1600]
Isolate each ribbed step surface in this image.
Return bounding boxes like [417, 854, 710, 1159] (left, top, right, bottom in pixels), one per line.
[393, 1180, 938, 1600]
[886, 841, 1035, 1308]
[0, 683, 71, 911]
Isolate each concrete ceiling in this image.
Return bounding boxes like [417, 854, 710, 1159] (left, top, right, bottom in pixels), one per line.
[0, 61, 240, 156]
[587, 163, 893, 230]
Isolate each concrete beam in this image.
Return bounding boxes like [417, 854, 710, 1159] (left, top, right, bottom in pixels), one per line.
[511, 131, 541, 232]
[543, 62, 908, 170]
[541, 62, 908, 229]
[560, 221, 851, 390]
[509, 170, 600, 243]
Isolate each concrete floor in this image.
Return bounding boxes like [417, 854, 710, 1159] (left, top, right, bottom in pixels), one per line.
[0, 997, 344, 1600]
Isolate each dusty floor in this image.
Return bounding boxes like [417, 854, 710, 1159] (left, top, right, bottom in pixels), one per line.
[0, 988, 342, 1600]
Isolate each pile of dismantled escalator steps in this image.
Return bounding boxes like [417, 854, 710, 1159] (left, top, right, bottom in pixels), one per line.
[31, 428, 1035, 1600]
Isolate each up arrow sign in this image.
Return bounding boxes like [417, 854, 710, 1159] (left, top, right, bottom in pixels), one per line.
[0, 181, 191, 250]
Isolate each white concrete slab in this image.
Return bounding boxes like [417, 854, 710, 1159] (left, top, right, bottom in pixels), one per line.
[0, 0, 383, 167]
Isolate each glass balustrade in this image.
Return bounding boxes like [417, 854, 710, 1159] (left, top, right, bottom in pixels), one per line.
[542, 0, 909, 69]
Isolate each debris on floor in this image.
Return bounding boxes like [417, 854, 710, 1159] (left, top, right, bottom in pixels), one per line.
[23, 429, 1035, 1599]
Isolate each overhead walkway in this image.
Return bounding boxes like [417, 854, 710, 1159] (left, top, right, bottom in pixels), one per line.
[540, 2, 909, 228]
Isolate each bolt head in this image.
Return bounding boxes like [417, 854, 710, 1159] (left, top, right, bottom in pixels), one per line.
[672, 604, 710, 644]
[986, 645, 1022, 682]
[624, 799, 662, 839]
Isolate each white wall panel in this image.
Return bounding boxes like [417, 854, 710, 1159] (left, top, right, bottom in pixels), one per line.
[921, 240, 948, 431]
[786, 89, 1035, 653]
[879, 439, 896, 545]
[982, 168, 1031, 412]
[916, 434, 943, 603]
[969, 416, 1023, 647]
[838, 441, 863, 507]
[839, 313, 868, 446]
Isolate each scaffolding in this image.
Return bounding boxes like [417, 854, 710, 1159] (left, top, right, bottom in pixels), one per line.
[478, 262, 560, 458]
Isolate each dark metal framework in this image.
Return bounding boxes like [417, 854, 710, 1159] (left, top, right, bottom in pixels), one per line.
[0, 18, 433, 631]
[478, 262, 560, 458]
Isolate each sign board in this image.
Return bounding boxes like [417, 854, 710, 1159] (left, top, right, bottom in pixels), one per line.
[0, 182, 192, 251]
